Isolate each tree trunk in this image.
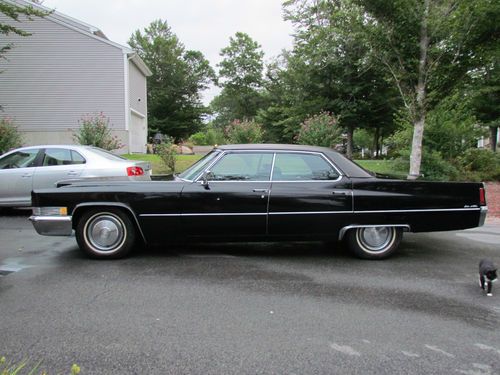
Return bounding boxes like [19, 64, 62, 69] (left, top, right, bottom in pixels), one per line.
[408, 0, 430, 180]
[373, 127, 380, 158]
[346, 126, 353, 159]
[409, 114, 425, 179]
[490, 126, 498, 152]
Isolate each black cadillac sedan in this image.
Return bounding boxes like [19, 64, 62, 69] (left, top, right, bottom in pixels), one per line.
[30, 144, 487, 260]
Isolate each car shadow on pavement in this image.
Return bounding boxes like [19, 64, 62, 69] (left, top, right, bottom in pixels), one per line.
[140, 240, 352, 260]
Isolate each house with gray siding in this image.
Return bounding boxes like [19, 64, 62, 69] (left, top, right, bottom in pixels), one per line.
[0, 0, 152, 153]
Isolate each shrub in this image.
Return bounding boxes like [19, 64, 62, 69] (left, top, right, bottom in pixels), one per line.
[296, 112, 342, 148]
[156, 136, 177, 173]
[0, 118, 22, 154]
[225, 119, 263, 144]
[458, 148, 500, 181]
[189, 128, 226, 145]
[189, 132, 206, 145]
[392, 149, 460, 181]
[73, 112, 123, 151]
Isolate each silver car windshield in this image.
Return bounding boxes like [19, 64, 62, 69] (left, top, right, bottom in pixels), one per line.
[178, 151, 220, 181]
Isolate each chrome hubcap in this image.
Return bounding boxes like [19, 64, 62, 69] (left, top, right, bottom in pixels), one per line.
[358, 227, 394, 252]
[86, 214, 125, 252]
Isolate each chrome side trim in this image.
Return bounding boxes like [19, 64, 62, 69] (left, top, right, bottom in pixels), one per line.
[478, 206, 488, 227]
[29, 215, 73, 236]
[139, 207, 480, 218]
[140, 212, 267, 217]
[354, 208, 481, 214]
[339, 224, 411, 241]
[269, 211, 352, 215]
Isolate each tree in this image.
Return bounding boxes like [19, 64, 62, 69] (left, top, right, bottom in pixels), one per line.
[469, 68, 499, 152]
[262, 0, 397, 158]
[211, 32, 265, 126]
[353, 0, 499, 178]
[466, 0, 500, 153]
[0, 0, 50, 58]
[129, 20, 214, 140]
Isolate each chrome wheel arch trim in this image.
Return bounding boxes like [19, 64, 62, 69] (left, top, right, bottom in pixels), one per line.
[339, 224, 410, 241]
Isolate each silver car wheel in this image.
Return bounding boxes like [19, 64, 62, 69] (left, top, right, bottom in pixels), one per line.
[356, 226, 397, 253]
[84, 213, 126, 253]
[347, 226, 402, 259]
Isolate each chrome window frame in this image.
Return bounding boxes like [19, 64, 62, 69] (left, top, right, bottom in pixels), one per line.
[193, 150, 343, 183]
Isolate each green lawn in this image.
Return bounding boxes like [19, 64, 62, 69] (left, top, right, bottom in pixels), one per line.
[124, 153, 402, 177]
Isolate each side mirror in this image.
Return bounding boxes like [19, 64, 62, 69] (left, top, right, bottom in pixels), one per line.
[199, 170, 211, 189]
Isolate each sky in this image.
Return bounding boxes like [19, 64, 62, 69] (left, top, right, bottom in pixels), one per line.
[42, 0, 296, 104]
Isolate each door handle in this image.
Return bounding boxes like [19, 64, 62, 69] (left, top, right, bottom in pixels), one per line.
[22, 173, 32, 178]
[253, 189, 268, 193]
[67, 171, 79, 176]
[332, 190, 348, 195]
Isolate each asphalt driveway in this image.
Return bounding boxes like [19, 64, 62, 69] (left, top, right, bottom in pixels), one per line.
[1, 210, 499, 374]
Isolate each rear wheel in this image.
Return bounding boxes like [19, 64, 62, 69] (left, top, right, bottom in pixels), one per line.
[76, 208, 136, 259]
[346, 226, 402, 260]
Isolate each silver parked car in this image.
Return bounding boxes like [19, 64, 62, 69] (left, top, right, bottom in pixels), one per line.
[0, 145, 151, 207]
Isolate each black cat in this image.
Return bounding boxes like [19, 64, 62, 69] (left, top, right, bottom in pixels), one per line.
[479, 259, 497, 297]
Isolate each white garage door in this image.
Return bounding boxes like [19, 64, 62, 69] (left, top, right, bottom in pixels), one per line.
[130, 112, 147, 153]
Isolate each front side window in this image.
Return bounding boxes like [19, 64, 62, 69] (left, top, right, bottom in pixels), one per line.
[208, 153, 273, 181]
[272, 153, 340, 181]
[42, 148, 86, 166]
[178, 151, 220, 181]
[0, 149, 39, 169]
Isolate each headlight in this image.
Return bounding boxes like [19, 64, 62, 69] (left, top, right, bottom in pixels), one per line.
[32, 207, 68, 216]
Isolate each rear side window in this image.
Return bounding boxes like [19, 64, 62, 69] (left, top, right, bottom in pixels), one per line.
[272, 153, 340, 181]
[42, 148, 86, 166]
[71, 150, 86, 164]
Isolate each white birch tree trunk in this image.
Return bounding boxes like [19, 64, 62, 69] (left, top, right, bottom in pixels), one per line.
[408, 0, 430, 180]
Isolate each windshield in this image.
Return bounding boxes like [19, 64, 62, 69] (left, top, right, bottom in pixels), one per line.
[177, 151, 221, 181]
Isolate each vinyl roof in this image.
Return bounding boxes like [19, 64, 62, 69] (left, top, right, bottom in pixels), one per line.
[217, 144, 335, 153]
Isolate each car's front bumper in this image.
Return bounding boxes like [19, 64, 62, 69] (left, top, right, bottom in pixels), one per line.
[29, 215, 73, 236]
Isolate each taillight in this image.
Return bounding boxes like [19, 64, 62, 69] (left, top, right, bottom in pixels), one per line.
[479, 187, 486, 206]
[127, 166, 144, 176]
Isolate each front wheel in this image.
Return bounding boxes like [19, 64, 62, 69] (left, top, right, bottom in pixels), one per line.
[76, 208, 136, 259]
[346, 226, 402, 260]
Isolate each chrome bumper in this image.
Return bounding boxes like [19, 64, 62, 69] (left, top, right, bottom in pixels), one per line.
[478, 206, 488, 227]
[29, 215, 73, 236]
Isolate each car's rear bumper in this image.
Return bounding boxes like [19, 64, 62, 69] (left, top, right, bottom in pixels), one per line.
[479, 206, 488, 227]
[29, 215, 73, 236]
